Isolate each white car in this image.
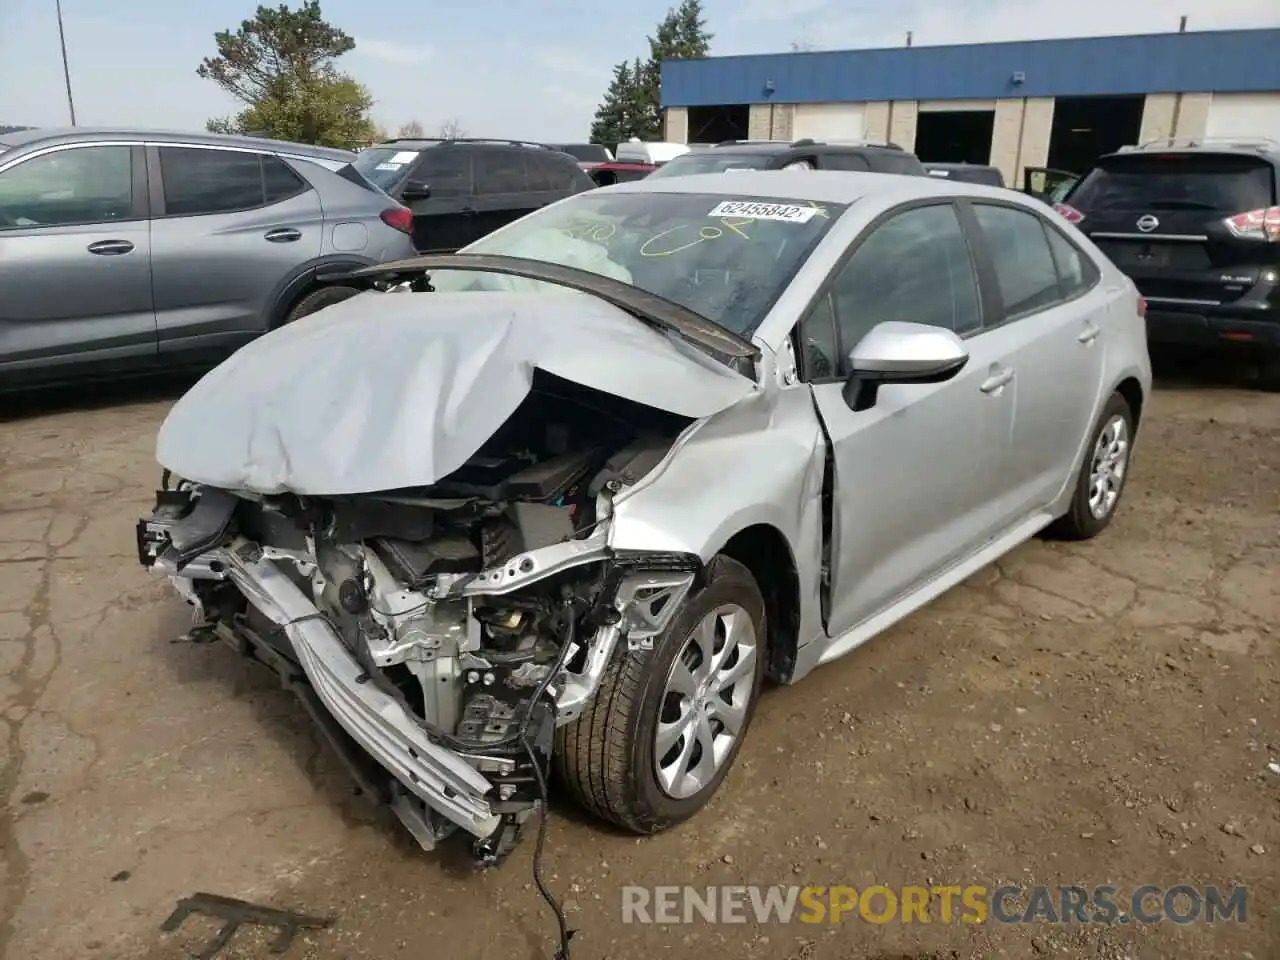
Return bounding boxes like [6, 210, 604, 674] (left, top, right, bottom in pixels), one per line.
[138, 171, 1151, 870]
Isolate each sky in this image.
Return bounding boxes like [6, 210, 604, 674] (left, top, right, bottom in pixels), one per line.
[2, 0, 1279, 143]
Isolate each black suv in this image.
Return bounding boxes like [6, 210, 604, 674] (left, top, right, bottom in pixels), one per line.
[353, 138, 595, 252]
[1059, 139, 1280, 382]
[646, 138, 927, 179]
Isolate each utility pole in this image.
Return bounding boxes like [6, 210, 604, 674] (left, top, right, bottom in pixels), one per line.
[906, 31, 913, 47]
[55, 0, 77, 125]
[1178, 15, 1188, 32]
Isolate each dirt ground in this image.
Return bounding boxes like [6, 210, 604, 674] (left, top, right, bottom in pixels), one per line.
[0, 361, 1277, 960]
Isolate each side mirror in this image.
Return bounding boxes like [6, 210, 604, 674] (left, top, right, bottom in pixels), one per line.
[402, 180, 431, 201]
[841, 321, 969, 412]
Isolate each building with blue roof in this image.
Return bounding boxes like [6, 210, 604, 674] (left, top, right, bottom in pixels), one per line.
[659, 28, 1280, 185]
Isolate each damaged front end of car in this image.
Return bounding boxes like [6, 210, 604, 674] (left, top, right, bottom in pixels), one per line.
[136, 374, 705, 867]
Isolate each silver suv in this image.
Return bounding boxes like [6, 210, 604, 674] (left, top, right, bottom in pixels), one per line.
[0, 128, 417, 393]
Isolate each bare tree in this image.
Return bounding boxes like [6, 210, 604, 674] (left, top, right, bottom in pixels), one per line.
[437, 117, 466, 140]
[398, 119, 425, 137]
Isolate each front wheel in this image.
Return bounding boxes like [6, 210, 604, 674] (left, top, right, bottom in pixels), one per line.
[283, 284, 361, 324]
[1047, 391, 1135, 540]
[554, 555, 766, 834]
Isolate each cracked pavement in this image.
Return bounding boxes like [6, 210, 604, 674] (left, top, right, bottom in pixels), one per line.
[0, 374, 1276, 960]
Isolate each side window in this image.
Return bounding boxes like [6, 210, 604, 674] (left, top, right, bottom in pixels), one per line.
[474, 149, 529, 195]
[263, 156, 308, 204]
[1042, 220, 1097, 299]
[829, 203, 982, 366]
[415, 149, 471, 199]
[821, 153, 870, 172]
[782, 159, 816, 171]
[528, 152, 578, 191]
[0, 146, 133, 229]
[797, 292, 839, 380]
[972, 204, 1063, 318]
[160, 147, 263, 216]
[525, 153, 554, 191]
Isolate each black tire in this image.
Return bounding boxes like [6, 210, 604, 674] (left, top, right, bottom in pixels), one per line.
[1046, 391, 1135, 541]
[554, 555, 767, 834]
[283, 284, 361, 324]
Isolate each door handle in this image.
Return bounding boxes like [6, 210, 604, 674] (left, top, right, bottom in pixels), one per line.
[1078, 323, 1101, 344]
[980, 368, 1014, 394]
[264, 228, 302, 243]
[87, 239, 134, 256]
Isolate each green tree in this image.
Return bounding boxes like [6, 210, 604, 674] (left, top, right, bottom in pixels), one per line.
[636, 0, 712, 139]
[198, 1, 378, 148]
[590, 60, 637, 144]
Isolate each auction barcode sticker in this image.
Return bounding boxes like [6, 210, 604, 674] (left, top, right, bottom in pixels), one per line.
[707, 201, 819, 223]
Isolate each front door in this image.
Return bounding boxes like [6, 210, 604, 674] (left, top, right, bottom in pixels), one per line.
[804, 201, 1017, 637]
[403, 147, 476, 252]
[965, 201, 1108, 514]
[0, 143, 155, 379]
[147, 146, 323, 356]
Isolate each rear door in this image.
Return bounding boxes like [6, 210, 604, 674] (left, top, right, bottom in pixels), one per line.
[148, 145, 323, 356]
[471, 146, 538, 240]
[965, 200, 1109, 515]
[0, 142, 155, 377]
[1066, 152, 1278, 313]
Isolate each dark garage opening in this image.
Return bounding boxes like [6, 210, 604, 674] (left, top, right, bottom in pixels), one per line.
[686, 105, 749, 144]
[1047, 95, 1145, 174]
[914, 110, 996, 164]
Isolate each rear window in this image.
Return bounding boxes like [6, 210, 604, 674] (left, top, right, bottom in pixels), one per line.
[647, 152, 776, 179]
[333, 162, 386, 194]
[1070, 155, 1275, 212]
[353, 147, 422, 190]
[557, 144, 611, 163]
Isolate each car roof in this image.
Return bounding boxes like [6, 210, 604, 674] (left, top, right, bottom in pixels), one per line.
[711, 140, 902, 155]
[605, 169, 1025, 205]
[925, 162, 999, 171]
[373, 137, 553, 152]
[0, 126, 355, 161]
[1099, 138, 1280, 164]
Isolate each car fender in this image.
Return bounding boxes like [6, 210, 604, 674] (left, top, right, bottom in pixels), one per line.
[268, 254, 379, 329]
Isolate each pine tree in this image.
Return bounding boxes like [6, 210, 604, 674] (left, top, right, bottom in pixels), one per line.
[636, 0, 712, 139]
[590, 60, 634, 145]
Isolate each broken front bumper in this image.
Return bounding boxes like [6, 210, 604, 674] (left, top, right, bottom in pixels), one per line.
[200, 544, 504, 839]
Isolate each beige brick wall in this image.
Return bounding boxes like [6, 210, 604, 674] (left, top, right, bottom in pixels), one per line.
[1139, 93, 1178, 143]
[769, 104, 795, 141]
[747, 104, 772, 140]
[888, 100, 918, 151]
[863, 102, 891, 143]
[664, 107, 689, 143]
[1174, 93, 1212, 139]
[1019, 97, 1054, 169]
[988, 99, 1026, 185]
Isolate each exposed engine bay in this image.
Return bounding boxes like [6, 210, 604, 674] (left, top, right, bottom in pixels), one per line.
[137, 371, 700, 866]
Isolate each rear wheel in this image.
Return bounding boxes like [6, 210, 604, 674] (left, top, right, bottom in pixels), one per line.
[1047, 391, 1134, 540]
[284, 284, 361, 324]
[554, 555, 766, 833]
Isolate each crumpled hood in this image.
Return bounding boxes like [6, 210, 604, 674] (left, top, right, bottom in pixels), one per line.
[155, 290, 755, 495]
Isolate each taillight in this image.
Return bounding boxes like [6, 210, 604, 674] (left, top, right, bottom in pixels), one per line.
[1054, 202, 1085, 224]
[380, 206, 414, 234]
[1137, 295, 1147, 319]
[1222, 206, 1280, 242]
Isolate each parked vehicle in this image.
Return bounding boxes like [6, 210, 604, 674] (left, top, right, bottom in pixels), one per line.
[613, 139, 692, 165]
[926, 162, 1006, 188]
[1055, 137, 1280, 386]
[1024, 166, 1079, 203]
[353, 138, 595, 252]
[552, 143, 613, 171]
[588, 161, 659, 186]
[647, 139, 928, 178]
[139, 170, 1149, 871]
[0, 127, 416, 393]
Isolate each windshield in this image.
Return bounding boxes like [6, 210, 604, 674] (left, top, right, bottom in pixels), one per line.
[558, 144, 611, 163]
[430, 191, 844, 336]
[1070, 156, 1275, 212]
[646, 152, 776, 179]
[353, 147, 422, 190]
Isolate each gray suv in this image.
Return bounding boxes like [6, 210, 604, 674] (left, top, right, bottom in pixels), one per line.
[0, 128, 417, 392]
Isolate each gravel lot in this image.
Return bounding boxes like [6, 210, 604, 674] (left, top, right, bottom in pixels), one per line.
[0, 362, 1277, 960]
